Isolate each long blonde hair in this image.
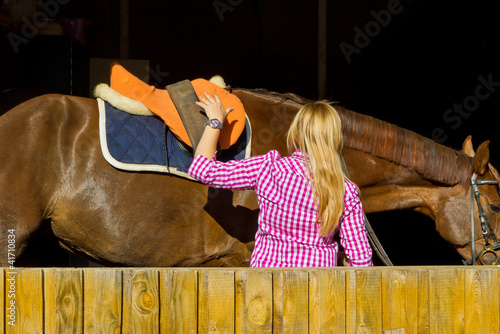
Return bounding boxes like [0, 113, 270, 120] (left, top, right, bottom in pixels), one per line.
[286, 101, 346, 237]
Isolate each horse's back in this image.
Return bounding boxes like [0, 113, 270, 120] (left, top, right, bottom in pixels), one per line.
[0, 94, 99, 163]
[1, 93, 96, 121]
[0, 87, 58, 116]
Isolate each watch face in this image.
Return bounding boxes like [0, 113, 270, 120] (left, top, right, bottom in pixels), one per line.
[208, 119, 222, 129]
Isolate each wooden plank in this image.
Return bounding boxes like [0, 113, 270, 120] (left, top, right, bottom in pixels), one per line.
[1, 268, 4, 331]
[429, 267, 465, 334]
[464, 268, 500, 334]
[160, 269, 198, 333]
[273, 270, 309, 333]
[6, 268, 43, 334]
[122, 269, 159, 333]
[4, 265, 500, 332]
[44, 268, 83, 334]
[44, 269, 56, 332]
[309, 269, 346, 333]
[198, 269, 235, 333]
[346, 269, 382, 333]
[273, 270, 284, 333]
[83, 269, 122, 334]
[416, 269, 430, 334]
[345, 269, 356, 333]
[382, 268, 420, 333]
[235, 270, 273, 333]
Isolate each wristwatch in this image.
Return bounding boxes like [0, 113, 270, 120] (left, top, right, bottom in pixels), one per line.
[205, 118, 223, 130]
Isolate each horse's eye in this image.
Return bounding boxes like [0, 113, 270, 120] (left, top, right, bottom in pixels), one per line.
[489, 204, 500, 213]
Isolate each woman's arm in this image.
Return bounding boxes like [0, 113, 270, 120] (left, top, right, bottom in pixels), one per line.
[339, 181, 373, 266]
[189, 92, 277, 191]
[194, 92, 234, 159]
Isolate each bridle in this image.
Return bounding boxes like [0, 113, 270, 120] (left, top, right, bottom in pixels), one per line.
[464, 173, 500, 265]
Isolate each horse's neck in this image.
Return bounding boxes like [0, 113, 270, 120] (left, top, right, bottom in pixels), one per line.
[234, 88, 460, 219]
[344, 148, 456, 218]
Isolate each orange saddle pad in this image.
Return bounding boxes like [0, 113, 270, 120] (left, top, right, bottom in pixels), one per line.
[109, 62, 245, 150]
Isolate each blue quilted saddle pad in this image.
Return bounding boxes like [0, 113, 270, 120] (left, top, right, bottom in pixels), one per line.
[97, 99, 251, 179]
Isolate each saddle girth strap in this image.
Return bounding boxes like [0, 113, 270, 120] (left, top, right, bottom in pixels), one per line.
[166, 80, 207, 152]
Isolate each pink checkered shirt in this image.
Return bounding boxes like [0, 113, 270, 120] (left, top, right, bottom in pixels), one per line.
[188, 150, 373, 267]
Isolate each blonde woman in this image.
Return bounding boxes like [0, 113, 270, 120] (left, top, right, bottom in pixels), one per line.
[188, 92, 373, 267]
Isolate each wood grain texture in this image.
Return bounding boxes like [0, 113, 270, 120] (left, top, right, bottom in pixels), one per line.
[429, 267, 465, 334]
[6, 268, 43, 334]
[416, 269, 430, 334]
[83, 269, 122, 334]
[464, 268, 499, 334]
[2, 266, 499, 333]
[309, 269, 346, 333]
[160, 269, 198, 334]
[273, 270, 309, 333]
[44, 268, 83, 334]
[382, 268, 419, 333]
[346, 269, 382, 333]
[235, 270, 273, 333]
[198, 269, 235, 333]
[122, 269, 159, 334]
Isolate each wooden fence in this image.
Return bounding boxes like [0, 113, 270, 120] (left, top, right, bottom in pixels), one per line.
[1, 266, 499, 333]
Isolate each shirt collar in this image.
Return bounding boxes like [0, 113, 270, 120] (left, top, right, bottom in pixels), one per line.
[290, 150, 311, 177]
[291, 150, 308, 161]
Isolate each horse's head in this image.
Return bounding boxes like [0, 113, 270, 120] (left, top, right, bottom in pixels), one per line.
[436, 136, 500, 265]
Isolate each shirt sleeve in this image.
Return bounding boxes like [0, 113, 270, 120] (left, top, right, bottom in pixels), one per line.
[188, 151, 279, 190]
[338, 181, 373, 267]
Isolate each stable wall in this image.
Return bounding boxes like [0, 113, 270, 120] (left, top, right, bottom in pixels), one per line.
[2, 266, 500, 333]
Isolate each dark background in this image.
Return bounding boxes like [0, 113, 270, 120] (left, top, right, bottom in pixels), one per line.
[1, 0, 498, 265]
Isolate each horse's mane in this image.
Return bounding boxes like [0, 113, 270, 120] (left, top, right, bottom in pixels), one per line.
[237, 87, 311, 105]
[238, 88, 473, 187]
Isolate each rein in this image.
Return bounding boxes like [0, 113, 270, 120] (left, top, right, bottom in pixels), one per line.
[464, 173, 500, 265]
[341, 153, 393, 266]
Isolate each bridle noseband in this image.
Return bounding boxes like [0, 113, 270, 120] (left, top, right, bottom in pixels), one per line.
[464, 173, 500, 265]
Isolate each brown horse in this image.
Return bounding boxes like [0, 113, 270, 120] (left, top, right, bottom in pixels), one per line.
[0, 89, 499, 266]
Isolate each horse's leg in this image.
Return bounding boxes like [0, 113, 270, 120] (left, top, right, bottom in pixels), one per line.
[0, 204, 45, 267]
[0, 156, 48, 266]
[0, 96, 62, 266]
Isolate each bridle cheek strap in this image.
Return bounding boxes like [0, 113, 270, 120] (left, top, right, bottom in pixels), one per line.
[466, 173, 500, 265]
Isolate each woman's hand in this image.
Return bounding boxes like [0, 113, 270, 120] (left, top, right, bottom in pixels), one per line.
[193, 92, 234, 159]
[196, 92, 234, 123]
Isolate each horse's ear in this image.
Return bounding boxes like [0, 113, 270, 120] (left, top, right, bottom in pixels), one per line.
[472, 140, 490, 176]
[462, 135, 475, 157]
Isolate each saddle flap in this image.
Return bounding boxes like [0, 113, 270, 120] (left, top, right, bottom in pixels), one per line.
[166, 80, 207, 152]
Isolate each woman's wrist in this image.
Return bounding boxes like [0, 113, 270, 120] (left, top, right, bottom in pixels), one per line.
[206, 118, 224, 130]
